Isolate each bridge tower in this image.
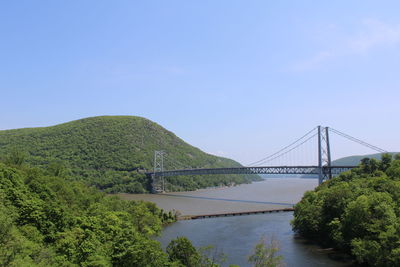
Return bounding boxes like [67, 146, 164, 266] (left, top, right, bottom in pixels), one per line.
[318, 126, 332, 184]
[152, 150, 165, 193]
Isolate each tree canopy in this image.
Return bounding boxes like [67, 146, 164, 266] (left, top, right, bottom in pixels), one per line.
[0, 159, 177, 266]
[292, 153, 400, 266]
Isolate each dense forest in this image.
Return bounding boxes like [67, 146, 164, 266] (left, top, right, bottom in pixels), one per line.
[0, 116, 259, 193]
[0, 156, 181, 266]
[292, 154, 400, 266]
[0, 155, 277, 266]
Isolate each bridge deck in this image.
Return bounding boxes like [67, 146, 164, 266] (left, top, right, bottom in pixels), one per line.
[147, 165, 356, 177]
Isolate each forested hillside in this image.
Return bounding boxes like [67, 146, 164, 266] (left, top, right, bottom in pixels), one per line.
[0, 159, 180, 266]
[292, 154, 400, 266]
[0, 116, 259, 193]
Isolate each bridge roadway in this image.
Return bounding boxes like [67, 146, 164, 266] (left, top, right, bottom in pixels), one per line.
[148, 165, 356, 177]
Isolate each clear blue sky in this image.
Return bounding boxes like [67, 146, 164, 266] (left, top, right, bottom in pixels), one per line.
[1, 1, 399, 164]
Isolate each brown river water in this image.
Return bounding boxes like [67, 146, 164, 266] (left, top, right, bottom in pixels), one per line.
[118, 178, 315, 215]
[118, 178, 353, 266]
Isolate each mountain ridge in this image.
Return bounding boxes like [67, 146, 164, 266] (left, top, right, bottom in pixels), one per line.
[0, 116, 259, 192]
[332, 152, 399, 166]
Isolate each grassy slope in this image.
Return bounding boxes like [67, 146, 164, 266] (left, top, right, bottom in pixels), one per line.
[0, 116, 259, 192]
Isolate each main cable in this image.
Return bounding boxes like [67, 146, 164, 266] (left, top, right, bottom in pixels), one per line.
[257, 132, 318, 166]
[247, 126, 318, 166]
[329, 128, 387, 153]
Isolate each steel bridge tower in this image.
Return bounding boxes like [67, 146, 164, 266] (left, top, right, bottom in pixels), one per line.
[318, 126, 332, 184]
[152, 150, 165, 193]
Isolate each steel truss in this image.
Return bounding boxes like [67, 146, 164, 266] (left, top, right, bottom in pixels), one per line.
[148, 166, 355, 178]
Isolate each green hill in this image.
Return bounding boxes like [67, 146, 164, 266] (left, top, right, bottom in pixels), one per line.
[0, 116, 259, 192]
[332, 152, 399, 166]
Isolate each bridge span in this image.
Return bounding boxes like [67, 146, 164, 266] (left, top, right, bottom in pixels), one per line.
[148, 126, 386, 192]
[147, 165, 356, 178]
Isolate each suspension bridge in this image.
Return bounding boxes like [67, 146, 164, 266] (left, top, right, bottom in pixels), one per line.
[147, 126, 387, 193]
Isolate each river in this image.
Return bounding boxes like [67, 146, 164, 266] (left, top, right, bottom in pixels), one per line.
[118, 178, 352, 266]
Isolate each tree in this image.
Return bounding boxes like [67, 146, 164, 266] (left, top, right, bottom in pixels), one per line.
[248, 236, 283, 267]
[342, 193, 399, 266]
[291, 191, 323, 239]
[46, 161, 69, 177]
[166, 237, 200, 267]
[360, 157, 379, 174]
[198, 245, 226, 267]
[380, 153, 392, 172]
[4, 149, 26, 167]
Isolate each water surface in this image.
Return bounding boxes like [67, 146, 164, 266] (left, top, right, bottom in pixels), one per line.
[119, 178, 352, 266]
[118, 178, 317, 215]
[157, 212, 351, 267]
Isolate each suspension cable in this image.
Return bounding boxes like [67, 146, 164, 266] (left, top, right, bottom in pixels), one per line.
[329, 128, 387, 153]
[257, 132, 318, 166]
[247, 126, 317, 166]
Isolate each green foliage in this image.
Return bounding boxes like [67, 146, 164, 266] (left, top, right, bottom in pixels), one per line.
[248, 236, 283, 267]
[0, 116, 260, 192]
[3, 148, 26, 167]
[167, 237, 200, 267]
[0, 162, 178, 266]
[197, 245, 227, 267]
[292, 153, 400, 266]
[166, 237, 226, 267]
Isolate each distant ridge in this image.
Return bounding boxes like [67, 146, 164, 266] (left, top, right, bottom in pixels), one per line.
[0, 116, 259, 193]
[332, 152, 399, 166]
